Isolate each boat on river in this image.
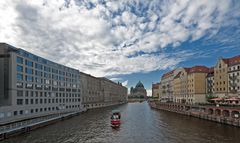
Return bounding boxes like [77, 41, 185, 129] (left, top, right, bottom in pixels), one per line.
[111, 110, 121, 128]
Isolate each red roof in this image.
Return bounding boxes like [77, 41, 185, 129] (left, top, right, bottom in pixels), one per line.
[188, 66, 209, 73]
[210, 97, 224, 101]
[208, 67, 214, 73]
[162, 70, 174, 79]
[184, 68, 191, 73]
[222, 55, 240, 66]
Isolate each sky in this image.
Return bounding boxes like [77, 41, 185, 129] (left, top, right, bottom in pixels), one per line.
[0, 0, 240, 96]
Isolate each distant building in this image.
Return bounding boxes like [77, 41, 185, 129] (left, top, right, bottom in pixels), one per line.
[80, 72, 127, 109]
[158, 54, 240, 104]
[186, 66, 209, 104]
[129, 81, 147, 98]
[228, 56, 240, 97]
[152, 83, 161, 98]
[160, 69, 181, 102]
[206, 67, 214, 96]
[214, 55, 240, 97]
[173, 66, 209, 104]
[173, 68, 189, 103]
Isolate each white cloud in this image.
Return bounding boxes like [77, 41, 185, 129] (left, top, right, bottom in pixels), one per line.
[146, 89, 152, 97]
[122, 80, 128, 86]
[0, 0, 238, 78]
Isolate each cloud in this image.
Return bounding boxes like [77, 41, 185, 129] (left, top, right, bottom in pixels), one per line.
[146, 89, 152, 97]
[0, 0, 239, 78]
[122, 80, 128, 86]
[109, 77, 122, 82]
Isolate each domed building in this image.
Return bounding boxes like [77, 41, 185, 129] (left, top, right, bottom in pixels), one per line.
[129, 81, 147, 98]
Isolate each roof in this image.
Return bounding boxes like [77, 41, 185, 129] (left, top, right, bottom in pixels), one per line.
[135, 81, 145, 88]
[222, 55, 240, 66]
[188, 65, 209, 74]
[112, 110, 120, 113]
[162, 70, 174, 79]
[174, 71, 181, 79]
[183, 68, 191, 73]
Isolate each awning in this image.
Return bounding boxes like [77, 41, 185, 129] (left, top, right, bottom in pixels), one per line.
[210, 98, 224, 101]
[225, 97, 240, 101]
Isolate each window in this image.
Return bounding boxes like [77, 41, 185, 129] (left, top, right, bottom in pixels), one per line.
[14, 111, 18, 116]
[17, 73, 23, 81]
[25, 91, 29, 97]
[25, 60, 33, 67]
[17, 90, 23, 97]
[31, 99, 34, 104]
[35, 63, 42, 70]
[35, 77, 42, 83]
[52, 68, 58, 74]
[25, 99, 29, 105]
[25, 67, 33, 74]
[25, 75, 33, 82]
[17, 65, 23, 72]
[16, 57, 23, 64]
[35, 70, 42, 76]
[44, 72, 51, 78]
[17, 99, 23, 105]
[45, 79, 50, 84]
[44, 66, 49, 72]
[35, 99, 38, 104]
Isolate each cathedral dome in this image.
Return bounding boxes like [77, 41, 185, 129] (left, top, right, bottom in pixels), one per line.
[135, 81, 144, 88]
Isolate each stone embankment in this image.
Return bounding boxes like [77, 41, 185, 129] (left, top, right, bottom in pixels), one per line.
[149, 101, 240, 127]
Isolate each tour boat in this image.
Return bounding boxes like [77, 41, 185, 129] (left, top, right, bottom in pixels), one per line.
[111, 110, 121, 128]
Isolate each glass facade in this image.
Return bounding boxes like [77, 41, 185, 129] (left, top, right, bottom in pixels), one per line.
[25, 67, 33, 74]
[25, 60, 33, 67]
[17, 65, 23, 72]
[17, 73, 23, 81]
[16, 57, 23, 64]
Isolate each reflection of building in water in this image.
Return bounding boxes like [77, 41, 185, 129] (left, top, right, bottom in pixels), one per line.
[129, 81, 147, 98]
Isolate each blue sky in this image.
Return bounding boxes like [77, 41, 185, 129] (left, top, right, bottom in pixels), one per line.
[0, 0, 240, 95]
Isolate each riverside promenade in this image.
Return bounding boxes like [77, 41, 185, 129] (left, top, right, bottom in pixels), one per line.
[149, 101, 240, 127]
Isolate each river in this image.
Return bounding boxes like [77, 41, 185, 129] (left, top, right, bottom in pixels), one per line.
[2, 102, 239, 143]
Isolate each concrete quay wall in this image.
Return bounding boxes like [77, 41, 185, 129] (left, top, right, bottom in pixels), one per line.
[149, 101, 240, 127]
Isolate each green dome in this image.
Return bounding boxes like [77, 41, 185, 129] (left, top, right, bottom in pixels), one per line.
[135, 81, 144, 88]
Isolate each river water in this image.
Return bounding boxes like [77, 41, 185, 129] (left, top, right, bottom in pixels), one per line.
[2, 102, 240, 143]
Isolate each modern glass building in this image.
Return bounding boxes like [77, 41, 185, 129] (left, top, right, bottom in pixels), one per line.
[0, 43, 82, 124]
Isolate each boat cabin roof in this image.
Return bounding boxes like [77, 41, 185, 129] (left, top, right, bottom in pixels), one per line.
[112, 110, 120, 114]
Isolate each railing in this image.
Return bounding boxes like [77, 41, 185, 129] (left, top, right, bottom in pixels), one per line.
[0, 111, 80, 134]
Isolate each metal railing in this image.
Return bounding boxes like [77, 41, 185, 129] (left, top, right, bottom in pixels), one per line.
[0, 111, 80, 134]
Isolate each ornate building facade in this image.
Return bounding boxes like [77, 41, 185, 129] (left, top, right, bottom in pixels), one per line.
[129, 81, 147, 98]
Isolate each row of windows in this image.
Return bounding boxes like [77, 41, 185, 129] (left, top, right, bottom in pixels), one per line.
[17, 90, 80, 98]
[16, 98, 81, 105]
[16, 51, 80, 74]
[0, 105, 80, 119]
[13, 105, 80, 116]
[229, 65, 240, 71]
[17, 70, 77, 82]
[16, 82, 79, 90]
[17, 73, 78, 84]
[230, 72, 240, 77]
[229, 87, 240, 90]
[17, 57, 78, 78]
